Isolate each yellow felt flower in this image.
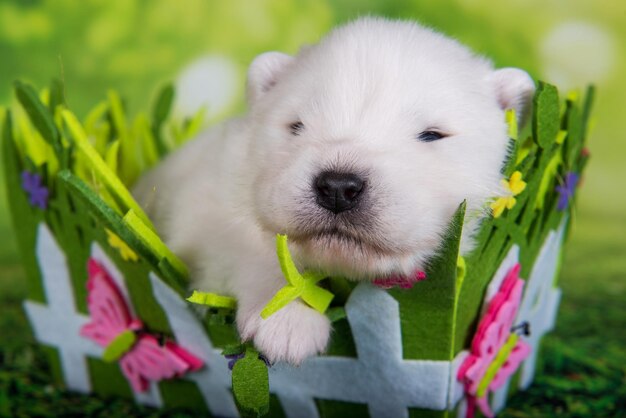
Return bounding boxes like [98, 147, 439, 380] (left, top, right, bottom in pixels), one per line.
[491, 171, 527, 218]
[106, 229, 138, 262]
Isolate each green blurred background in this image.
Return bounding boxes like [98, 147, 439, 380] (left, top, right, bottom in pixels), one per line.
[1, 0, 625, 416]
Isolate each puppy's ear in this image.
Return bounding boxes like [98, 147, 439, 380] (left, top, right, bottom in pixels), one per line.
[489, 68, 536, 126]
[246, 52, 293, 105]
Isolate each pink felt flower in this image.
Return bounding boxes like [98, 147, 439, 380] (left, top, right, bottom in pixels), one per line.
[457, 263, 531, 418]
[80, 258, 203, 392]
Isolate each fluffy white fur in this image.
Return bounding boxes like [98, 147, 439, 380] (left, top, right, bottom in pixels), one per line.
[133, 17, 535, 364]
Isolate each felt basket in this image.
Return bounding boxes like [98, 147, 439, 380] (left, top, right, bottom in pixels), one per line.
[1, 79, 592, 418]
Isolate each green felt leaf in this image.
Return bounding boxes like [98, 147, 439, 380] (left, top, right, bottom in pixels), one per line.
[533, 82, 560, 148]
[123, 209, 189, 279]
[581, 85, 595, 139]
[564, 100, 584, 168]
[187, 290, 237, 309]
[104, 140, 120, 174]
[102, 330, 136, 362]
[61, 109, 156, 231]
[326, 306, 347, 323]
[57, 170, 187, 294]
[13, 81, 62, 156]
[151, 83, 174, 156]
[152, 83, 174, 127]
[261, 235, 333, 319]
[232, 347, 270, 417]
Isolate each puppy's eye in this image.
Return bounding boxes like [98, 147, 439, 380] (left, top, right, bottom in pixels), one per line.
[417, 130, 446, 142]
[289, 121, 304, 136]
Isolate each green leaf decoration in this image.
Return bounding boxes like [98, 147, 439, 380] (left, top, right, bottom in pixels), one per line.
[533, 81, 560, 148]
[14, 80, 62, 157]
[152, 83, 174, 126]
[260, 234, 334, 319]
[232, 347, 270, 417]
[61, 109, 156, 231]
[102, 330, 136, 363]
[187, 290, 237, 309]
[151, 83, 175, 156]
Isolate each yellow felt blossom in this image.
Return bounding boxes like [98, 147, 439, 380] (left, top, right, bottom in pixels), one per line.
[491, 171, 527, 218]
[106, 229, 138, 262]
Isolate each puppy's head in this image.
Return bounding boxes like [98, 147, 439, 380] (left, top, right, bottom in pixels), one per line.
[246, 18, 534, 279]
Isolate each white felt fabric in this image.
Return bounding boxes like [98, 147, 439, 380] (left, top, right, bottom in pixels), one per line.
[516, 219, 566, 389]
[24, 224, 101, 394]
[24, 224, 163, 406]
[448, 350, 469, 410]
[150, 273, 240, 418]
[269, 284, 464, 418]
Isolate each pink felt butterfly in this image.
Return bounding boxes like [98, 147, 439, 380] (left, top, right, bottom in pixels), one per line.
[80, 258, 203, 392]
[457, 263, 531, 418]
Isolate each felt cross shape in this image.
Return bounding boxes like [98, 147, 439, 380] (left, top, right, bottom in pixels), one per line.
[260, 234, 334, 319]
[80, 258, 203, 392]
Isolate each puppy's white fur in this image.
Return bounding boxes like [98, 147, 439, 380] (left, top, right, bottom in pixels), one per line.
[133, 17, 535, 364]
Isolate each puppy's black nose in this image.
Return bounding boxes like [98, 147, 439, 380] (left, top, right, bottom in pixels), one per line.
[314, 171, 365, 214]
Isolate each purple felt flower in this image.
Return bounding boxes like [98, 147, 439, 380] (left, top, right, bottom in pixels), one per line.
[224, 352, 272, 370]
[224, 352, 245, 370]
[21, 170, 49, 209]
[555, 172, 579, 211]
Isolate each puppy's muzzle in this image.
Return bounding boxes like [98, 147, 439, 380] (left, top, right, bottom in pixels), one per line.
[314, 171, 365, 214]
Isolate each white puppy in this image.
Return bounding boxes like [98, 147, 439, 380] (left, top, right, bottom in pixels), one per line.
[133, 17, 535, 364]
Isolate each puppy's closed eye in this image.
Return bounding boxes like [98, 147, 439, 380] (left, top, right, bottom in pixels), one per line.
[289, 121, 304, 136]
[417, 130, 447, 142]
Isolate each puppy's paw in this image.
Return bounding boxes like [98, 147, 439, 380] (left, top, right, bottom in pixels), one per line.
[238, 302, 331, 365]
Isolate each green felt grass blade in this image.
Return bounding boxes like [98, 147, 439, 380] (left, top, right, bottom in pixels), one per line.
[14, 81, 63, 157]
[122, 209, 189, 279]
[61, 109, 156, 231]
[16, 113, 49, 168]
[152, 83, 174, 126]
[176, 107, 206, 145]
[57, 170, 187, 292]
[187, 290, 237, 309]
[151, 83, 174, 156]
[105, 140, 120, 174]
